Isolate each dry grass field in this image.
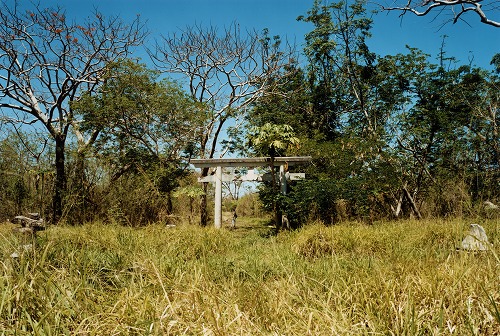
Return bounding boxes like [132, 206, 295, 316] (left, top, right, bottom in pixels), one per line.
[0, 217, 498, 335]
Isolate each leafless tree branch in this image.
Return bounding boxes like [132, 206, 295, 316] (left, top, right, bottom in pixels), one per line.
[0, 0, 147, 220]
[148, 22, 295, 226]
[381, 0, 500, 27]
[148, 22, 296, 159]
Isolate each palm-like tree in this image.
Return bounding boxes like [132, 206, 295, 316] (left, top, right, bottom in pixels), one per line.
[247, 123, 300, 229]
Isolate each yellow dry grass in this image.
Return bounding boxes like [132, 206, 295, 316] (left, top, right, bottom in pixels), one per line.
[0, 217, 498, 335]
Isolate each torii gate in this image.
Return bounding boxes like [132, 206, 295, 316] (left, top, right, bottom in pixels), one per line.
[191, 156, 312, 228]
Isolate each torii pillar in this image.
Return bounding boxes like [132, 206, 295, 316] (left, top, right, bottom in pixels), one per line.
[191, 156, 312, 228]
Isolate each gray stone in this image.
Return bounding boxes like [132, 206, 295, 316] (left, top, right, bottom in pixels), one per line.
[10, 244, 33, 258]
[26, 213, 40, 220]
[460, 224, 490, 251]
[484, 201, 499, 210]
[11, 215, 45, 231]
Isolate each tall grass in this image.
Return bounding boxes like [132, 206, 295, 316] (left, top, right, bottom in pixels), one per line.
[0, 218, 498, 335]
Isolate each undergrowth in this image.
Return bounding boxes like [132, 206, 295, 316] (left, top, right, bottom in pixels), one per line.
[0, 218, 498, 335]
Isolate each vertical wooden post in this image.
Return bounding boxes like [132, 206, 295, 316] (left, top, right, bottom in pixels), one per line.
[215, 166, 223, 228]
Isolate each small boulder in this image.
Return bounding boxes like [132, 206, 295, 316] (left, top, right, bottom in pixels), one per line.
[11, 215, 45, 231]
[26, 213, 41, 220]
[460, 224, 490, 251]
[484, 201, 499, 210]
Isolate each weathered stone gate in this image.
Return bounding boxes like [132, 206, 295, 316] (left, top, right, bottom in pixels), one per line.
[191, 156, 312, 228]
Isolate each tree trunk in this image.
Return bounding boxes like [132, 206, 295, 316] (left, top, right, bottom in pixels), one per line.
[391, 191, 404, 218]
[52, 135, 66, 223]
[403, 186, 422, 219]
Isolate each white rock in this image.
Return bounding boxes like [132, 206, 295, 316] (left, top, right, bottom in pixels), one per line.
[484, 201, 499, 210]
[460, 224, 490, 251]
[10, 244, 33, 258]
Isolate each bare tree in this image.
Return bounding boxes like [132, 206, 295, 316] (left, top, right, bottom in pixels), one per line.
[0, 1, 146, 222]
[150, 23, 295, 226]
[381, 0, 500, 27]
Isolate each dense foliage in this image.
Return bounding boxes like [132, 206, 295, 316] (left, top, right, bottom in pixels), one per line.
[0, 0, 498, 225]
[247, 1, 499, 226]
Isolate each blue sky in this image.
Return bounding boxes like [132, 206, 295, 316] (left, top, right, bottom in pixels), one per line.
[34, 0, 499, 70]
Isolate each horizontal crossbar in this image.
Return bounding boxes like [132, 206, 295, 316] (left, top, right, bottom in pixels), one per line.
[190, 156, 312, 168]
[198, 172, 305, 183]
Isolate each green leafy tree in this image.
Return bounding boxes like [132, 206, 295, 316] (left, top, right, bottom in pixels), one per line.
[280, 1, 499, 222]
[246, 62, 313, 139]
[0, 129, 52, 219]
[72, 59, 205, 221]
[394, 46, 500, 216]
[284, 0, 411, 222]
[150, 23, 294, 226]
[0, 1, 146, 222]
[247, 123, 300, 229]
[299, 0, 382, 138]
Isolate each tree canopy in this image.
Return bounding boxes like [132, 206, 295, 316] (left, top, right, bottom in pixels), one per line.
[0, 0, 146, 221]
[0, 0, 498, 226]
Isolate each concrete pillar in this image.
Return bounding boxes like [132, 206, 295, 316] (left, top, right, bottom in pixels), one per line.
[279, 165, 287, 195]
[214, 166, 222, 229]
[279, 165, 288, 228]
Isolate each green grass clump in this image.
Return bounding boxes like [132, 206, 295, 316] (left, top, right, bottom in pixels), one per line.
[0, 218, 498, 335]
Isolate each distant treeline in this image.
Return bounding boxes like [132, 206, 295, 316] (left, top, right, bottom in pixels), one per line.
[0, 0, 498, 225]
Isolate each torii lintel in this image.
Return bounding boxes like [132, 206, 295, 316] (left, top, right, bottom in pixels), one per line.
[190, 156, 312, 168]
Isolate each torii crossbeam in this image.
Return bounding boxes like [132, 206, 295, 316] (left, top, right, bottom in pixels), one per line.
[191, 156, 312, 228]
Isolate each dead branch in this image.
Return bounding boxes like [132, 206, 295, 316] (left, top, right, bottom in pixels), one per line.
[381, 0, 500, 27]
[149, 23, 296, 159]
